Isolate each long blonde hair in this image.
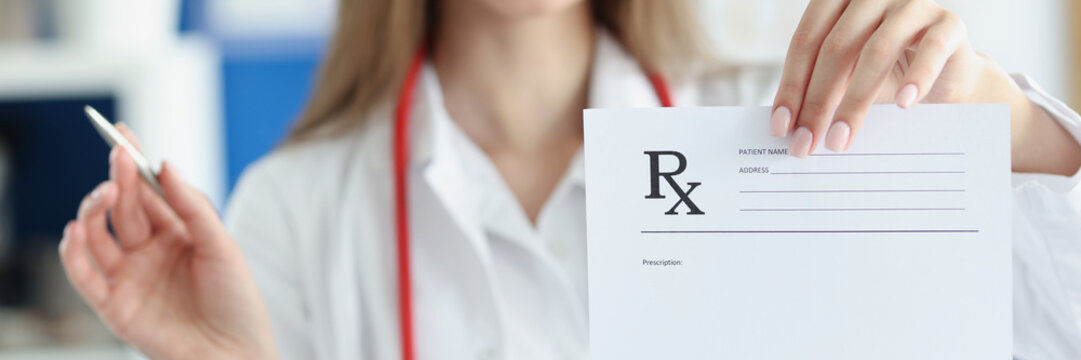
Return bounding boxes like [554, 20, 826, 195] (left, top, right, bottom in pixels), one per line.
[287, 0, 706, 143]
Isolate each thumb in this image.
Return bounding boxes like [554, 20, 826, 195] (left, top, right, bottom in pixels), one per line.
[158, 161, 228, 247]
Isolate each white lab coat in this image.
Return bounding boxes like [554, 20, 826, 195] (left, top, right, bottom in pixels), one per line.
[224, 32, 1081, 359]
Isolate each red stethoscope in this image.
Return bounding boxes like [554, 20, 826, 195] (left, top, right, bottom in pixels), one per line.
[392, 45, 673, 360]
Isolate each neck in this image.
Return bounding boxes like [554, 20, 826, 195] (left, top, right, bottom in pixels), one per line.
[432, 2, 595, 152]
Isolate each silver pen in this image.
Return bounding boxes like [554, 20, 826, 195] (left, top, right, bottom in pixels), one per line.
[83, 105, 164, 196]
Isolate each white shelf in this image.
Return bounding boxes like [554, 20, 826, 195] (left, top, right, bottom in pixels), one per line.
[0, 345, 127, 360]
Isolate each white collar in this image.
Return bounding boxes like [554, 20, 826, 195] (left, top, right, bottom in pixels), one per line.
[403, 29, 666, 246]
[409, 29, 663, 182]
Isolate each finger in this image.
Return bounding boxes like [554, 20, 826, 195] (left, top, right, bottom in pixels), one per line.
[114, 123, 144, 151]
[771, 0, 848, 137]
[159, 162, 225, 246]
[114, 123, 169, 228]
[116, 124, 185, 236]
[790, 0, 889, 157]
[110, 146, 152, 249]
[76, 182, 125, 276]
[896, 11, 966, 108]
[140, 183, 184, 235]
[76, 181, 117, 220]
[829, 2, 936, 152]
[59, 221, 112, 309]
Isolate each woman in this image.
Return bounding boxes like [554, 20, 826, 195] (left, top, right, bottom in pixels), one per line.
[60, 0, 1081, 358]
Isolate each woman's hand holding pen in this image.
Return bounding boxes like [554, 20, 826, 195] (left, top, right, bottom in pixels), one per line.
[58, 125, 278, 359]
[773, 0, 1081, 175]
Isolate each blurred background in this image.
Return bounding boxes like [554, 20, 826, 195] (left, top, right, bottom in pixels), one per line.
[0, 0, 1074, 358]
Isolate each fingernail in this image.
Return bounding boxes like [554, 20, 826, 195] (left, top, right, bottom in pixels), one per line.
[90, 184, 103, 200]
[63, 221, 72, 238]
[896, 83, 919, 109]
[824, 121, 851, 152]
[161, 161, 179, 184]
[789, 126, 813, 158]
[770, 106, 791, 137]
[109, 146, 119, 165]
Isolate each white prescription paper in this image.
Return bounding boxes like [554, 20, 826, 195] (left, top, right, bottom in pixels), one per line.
[584, 105, 1011, 359]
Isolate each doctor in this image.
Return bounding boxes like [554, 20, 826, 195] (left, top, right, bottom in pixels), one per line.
[60, 0, 1081, 358]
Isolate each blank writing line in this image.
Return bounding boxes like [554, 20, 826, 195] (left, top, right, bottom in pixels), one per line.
[640, 229, 979, 234]
[808, 152, 965, 157]
[740, 189, 965, 193]
[771, 171, 965, 175]
[740, 208, 965, 212]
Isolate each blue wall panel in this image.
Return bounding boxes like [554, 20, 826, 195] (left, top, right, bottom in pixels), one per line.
[221, 55, 320, 194]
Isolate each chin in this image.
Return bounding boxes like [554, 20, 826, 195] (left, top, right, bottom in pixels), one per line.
[476, 0, 585, 18]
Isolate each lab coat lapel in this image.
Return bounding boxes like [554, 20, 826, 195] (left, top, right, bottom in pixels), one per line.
[335, 107, 408, 359]
[412, 63, 495, 273]
[409, 64, 507, 356]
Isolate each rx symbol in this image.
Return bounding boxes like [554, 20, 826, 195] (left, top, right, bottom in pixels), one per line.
[644, 151, 704, 215]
